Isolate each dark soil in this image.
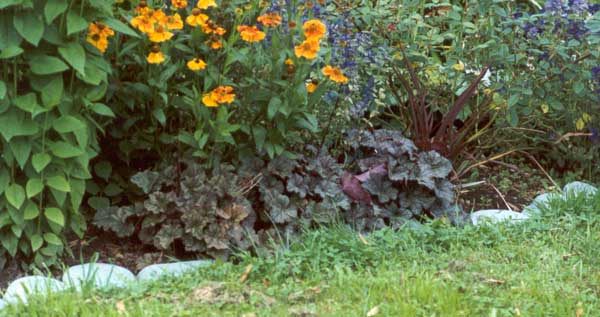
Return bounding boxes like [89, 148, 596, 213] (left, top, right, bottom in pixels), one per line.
[457, 161, 553, 211]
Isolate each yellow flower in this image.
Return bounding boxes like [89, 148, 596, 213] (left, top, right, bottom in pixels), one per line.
[186, 8, 209, 27]
[302, 19, 326, 40]
[202, 94, 219, 107]
[306, 80, 318, 93]
[582, 112, 592, 122]
[453, 61, 465, 71]
[322, 65, 349, 83]
[86, 33, 108, 53]
[576, 118, 585, 131]
[541, 104, 549, 114]
[202, 86, 236, 107]
[294, 39, 320, 59]
[197, 0, 217, 9]
[148, 25, 174, 43]
[88, 22, 115, 38]
[147, 46, 165, 64]
[235, 8, 243, 15]
[172, 0, 187, 9]
[131, 14, 155, 33]
[237, 25, 266, 42]
[187, 58, 207, 71]
[165, 13, 184, 30]
[257, 12, 282, 27]
[285, 58, 294, 65]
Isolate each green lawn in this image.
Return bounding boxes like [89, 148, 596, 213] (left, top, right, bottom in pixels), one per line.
[3, 192, 600, 317]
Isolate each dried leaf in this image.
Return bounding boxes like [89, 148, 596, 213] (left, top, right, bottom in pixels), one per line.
[240, 264, 253, 283]
[358, 232, 369, 245]
[288, 306, 317, 316]
[576, 308, 584, 317]
[483, 278, 505, 285]
[115, 301, 126, 315]
[367, 306, 380, 316]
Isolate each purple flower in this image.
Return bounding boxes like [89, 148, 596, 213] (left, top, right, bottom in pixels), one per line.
[568, 0, 589, 12]
[590, 128, 599, 144]
[544, 0, 567, 13]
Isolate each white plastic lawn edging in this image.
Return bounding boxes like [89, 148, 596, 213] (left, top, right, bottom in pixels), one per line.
[470, 209, 530, 226]
[471, 181, 597, 226]
[63, 263, 136, 290]
[137, 260, 214, 281]
[0, 181, 597, 311]
[0, 259, 213, 310]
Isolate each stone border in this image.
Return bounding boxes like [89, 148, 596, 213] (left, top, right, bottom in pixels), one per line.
[0, 181, 597, 310]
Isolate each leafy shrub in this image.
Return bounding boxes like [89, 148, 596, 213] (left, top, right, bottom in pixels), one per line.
[342, 129, 460, 230]
[0, 0, 130, 267]
[93, 129, 459, 259]
[94, 161, 257, 259]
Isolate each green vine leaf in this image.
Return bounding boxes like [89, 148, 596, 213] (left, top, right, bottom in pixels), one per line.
[26, 178, 44, 198]
[44, 207, 65, 227]
[46, 175, 71, 192]
[13, 12, 44, 46]
[5, 184, 26, 209]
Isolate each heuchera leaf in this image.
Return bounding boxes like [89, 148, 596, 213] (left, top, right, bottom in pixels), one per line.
[131, 171, 161, 194]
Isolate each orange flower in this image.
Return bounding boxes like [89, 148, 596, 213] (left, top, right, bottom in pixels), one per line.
[237, 25, 266, 42]
[206, 38, 223, 49]
[131, 14, 155, 33]
[202, 86, 235, 107]
[134, 1, 152, 14]
[148, 24, 174, 43]
[197, 0, 217, 9]
[306, 79, 318, 93]
[187, 58, 207, 71]
[151, 9, 166, 24]
[172, 0, 187, 9]
[303, 19, 326, 40]
[88, 22, 115, 38]
[285, 58, 294, 65]
[294, 39, 320, 59]
[86, 33, 108, 53]
[147, 45, 165, 64]
[202, 20, 225, 35]
[257, 12, 282, 27]
[215, 26, 226, 35]
[322, 65, 348, 83]
[165, 13, 184, 30]
[186, 8, 209, 27]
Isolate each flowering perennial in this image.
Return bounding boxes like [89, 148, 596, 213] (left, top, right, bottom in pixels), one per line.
[86, 22, 115, 53]
[203, 86, 236, 107]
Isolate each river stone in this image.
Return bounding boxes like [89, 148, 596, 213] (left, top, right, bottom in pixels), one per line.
[471, 209, 530, 226]
[63, 263, 135, 290]
[137, 260, 214, 281]
[563, 181, 598, 196]
[4, 276, 65, 304]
